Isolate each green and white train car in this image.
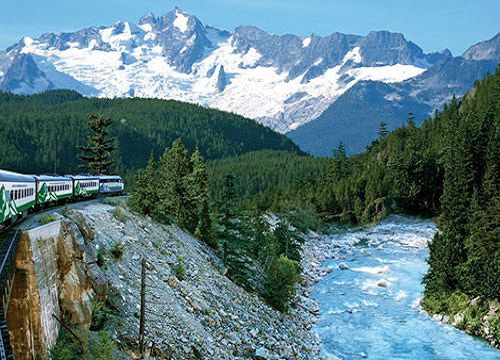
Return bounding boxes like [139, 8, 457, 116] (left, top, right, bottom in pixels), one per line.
[69, 175, 100, 197]
[35, 175, 73, 205]
[0, 170, 36, 225]
[98, 175, 125, 194]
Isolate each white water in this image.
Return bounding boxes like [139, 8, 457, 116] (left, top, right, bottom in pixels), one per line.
[312, 216, 499, 359]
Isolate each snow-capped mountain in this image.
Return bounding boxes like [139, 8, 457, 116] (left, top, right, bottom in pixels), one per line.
[0, 8, 498, 140]
[0, 8, 448, 132]
[289, 33, 500, 155]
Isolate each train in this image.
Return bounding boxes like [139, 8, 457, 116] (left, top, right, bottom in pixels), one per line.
[0, 169, 124, 229]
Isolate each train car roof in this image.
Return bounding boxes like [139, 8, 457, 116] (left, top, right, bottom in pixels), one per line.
[98, 175, 122, 180]
[66, 175, 100, 180]
[34, 175, 72, 181]
[0, 169, 36, 183]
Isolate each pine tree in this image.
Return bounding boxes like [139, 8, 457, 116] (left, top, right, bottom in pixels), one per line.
[217, 174, 238, 262]
[78, 113, 114, 174]
[129, 153, 158, 216]
[264, 255, 300, 312]
[157, 139, 194, 228]
[189, 148, 212, 246]
[378, 121, 389, 139]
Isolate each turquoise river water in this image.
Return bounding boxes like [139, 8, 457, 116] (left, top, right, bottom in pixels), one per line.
[312, 216, 499, 360]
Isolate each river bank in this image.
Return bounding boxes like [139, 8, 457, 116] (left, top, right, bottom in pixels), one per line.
[297, 215, 500, 359]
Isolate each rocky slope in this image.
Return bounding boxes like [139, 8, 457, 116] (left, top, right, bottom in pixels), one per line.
[42, 201, 321, 359]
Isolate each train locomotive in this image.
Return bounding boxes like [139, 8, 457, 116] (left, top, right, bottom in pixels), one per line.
[0, 169, 124, 229]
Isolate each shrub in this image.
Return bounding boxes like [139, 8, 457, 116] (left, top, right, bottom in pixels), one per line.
[264, 255, 300, 312]
[96, 248, 106, 268]
[112, 206, 128, 222]
[110, 243, 124, 259]
[91, 300, 108, 331]
[40, 214, 57, 225]
[174, 256, 186, 281]
[61, 205, 70, 217]
[51, 329, 115, 360]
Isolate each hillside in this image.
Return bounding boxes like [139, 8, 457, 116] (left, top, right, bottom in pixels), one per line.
[0, 90, 300, 180]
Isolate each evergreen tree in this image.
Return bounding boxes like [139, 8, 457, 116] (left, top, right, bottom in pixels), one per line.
[216, 174, 238, 262]
[378, 121, 389, 139]
[189, 148, 212, 246]
[129, 153, 158, 216]
[264, 255, 300, 312]
[78, 113, 114, 174]
[157, 139, 194, 229]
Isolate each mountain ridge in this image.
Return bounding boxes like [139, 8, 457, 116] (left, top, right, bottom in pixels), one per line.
[0, 8, 498, 154]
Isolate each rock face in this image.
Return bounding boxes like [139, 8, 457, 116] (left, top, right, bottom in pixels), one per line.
[68, 202, 319, 359]
[6, 214, 108, 359]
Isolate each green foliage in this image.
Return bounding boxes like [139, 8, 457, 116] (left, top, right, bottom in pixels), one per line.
[40, 214, 57, 225]
[51, 329, 115, 360]
[110, 243, 124, 259]
[129, 153, 158, 216]
[131, 139, 213, 247]
[96, 248, 106, 268]
[0, 90, 300, 183]
[78, 113, 115, 174]
[91, 300, 108, 331]
[421, 291, 470, 315]
[264, 255, 300, 312]
[174, 256, 186, 281]
[157, 139, 195, 229]
[424, 68, 500, 303]
[112, 207, 127, 222]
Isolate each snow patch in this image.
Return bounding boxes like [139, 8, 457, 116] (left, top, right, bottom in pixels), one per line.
[347, 64, 425, 83]
[173, 11, 190, 33]
[342, 46, 362, 64]
[302, 37, 311, 48]
[384, 92, 402, 101]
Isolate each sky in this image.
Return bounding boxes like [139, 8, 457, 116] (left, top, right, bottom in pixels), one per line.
[0, 0, 499, 55]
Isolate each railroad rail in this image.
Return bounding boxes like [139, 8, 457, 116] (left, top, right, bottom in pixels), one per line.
[0, 229, 20, 360]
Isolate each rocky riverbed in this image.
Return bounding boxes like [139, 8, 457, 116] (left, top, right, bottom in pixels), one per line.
[298, 215, 499, 359]
[58, 201, 321, 359]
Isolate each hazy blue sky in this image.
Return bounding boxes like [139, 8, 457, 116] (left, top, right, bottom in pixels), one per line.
[0, 0, 498, 54]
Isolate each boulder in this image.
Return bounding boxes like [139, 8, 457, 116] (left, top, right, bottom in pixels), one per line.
[255, 347, 270, 359]
[338, 263, 349, 270]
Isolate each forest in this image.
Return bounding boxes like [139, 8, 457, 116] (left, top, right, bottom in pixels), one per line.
[1, 67, 497, 325]
[0, 90, 299, 183]
[206, 68, 499, 319]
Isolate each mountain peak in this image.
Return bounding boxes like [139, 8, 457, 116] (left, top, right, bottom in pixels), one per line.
[463, 32, 500, 61]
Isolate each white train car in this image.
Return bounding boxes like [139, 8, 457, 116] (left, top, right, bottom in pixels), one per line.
[0, 170, 36, 225]
[34, 175, 73, 205]
[98, 175, 124, 194]
[68, 175, 100, 197]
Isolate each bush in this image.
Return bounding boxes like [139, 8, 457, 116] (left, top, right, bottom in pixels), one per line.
[112, 207, 128, 222]
[264, 255, 300, 312]
[110, 243, 124, 259]
[421, 291, 469, 315]
[51, 329, 115, 360]
[102, 197, 126, 207]
[174, 256, 186, 281]
[96, 248, 106, 268]
[284, 206, 326, 233]
[40, 214, 57, 225]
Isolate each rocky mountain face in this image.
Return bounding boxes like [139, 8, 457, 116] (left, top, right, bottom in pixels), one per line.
[0, 8, 498, 153]
[290, 35, 500, 155]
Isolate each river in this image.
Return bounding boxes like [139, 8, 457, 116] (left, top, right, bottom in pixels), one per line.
[311, 216, 499, 360]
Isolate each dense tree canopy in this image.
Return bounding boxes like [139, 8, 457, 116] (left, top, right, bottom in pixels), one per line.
[0, 90, 300, 182]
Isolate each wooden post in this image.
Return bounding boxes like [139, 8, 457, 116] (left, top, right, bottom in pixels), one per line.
[139, 257, 146, 358]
